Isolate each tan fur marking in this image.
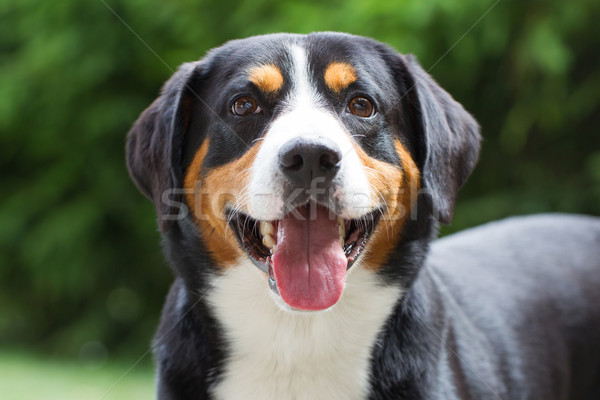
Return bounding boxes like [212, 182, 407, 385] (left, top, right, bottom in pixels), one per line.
[248, 64, 284, 94]
[324, 62, 357, 92]
[354, 139, 421, 269]
[184, 140, 261, 267]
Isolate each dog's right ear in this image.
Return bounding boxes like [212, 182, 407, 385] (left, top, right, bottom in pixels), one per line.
[126, 62, 204, 233]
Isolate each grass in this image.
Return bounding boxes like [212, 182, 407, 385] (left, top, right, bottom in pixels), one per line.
[0, 350, 154, 400]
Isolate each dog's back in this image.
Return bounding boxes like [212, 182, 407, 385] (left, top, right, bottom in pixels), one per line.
[419, 214, 600, 399]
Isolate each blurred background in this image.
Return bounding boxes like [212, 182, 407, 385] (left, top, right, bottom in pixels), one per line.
[1, 0, 599, 398]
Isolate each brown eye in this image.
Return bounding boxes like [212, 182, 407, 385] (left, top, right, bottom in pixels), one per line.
[348, 96, 374, 118]
[232, 96, 261, 116]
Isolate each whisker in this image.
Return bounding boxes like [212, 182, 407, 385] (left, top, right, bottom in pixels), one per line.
[362, 165, 388, 179]
[368, 181, 393, 240]
[224, 176, 251, 238]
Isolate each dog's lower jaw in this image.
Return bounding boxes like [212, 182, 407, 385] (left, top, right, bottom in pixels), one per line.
[206, 259, 402, 400]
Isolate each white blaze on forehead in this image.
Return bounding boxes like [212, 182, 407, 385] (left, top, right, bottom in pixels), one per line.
[246, 43, 374, 221]
[287, 44, 320, 107]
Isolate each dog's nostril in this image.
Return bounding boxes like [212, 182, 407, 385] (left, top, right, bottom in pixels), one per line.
[278, 137, 342, 189]
[282, 154, 304, 172]
[319, 151, 340, 171]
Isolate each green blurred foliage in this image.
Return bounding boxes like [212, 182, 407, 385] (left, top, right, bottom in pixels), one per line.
[0, 349, 153, 399]
[0, 0, 599, 362]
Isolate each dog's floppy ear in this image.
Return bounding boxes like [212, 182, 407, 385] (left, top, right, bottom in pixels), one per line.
[399, 54, 481, 224]
[126, 62, 203, 232]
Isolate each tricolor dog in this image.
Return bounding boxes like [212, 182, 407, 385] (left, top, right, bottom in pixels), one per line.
[126, 32, 600, 399]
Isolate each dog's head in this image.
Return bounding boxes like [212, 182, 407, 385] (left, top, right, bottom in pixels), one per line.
[127, 33, 480, 311]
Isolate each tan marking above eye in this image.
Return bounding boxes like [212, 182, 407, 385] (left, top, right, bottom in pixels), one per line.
[248, 64, 284, 94]
[324, 62, 357, 93]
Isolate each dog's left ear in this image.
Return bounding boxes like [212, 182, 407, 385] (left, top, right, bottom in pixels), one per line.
[398, 54, 481, 224]
[126, 62, 203, 233]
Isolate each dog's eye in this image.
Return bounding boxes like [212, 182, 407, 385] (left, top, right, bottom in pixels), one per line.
[348, 97, 374, 118]
[232, 96, 261, 116]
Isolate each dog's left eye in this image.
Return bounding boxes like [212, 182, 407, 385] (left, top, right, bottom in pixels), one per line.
[232, 96, 261, 116]
[347, 96, 375, 118]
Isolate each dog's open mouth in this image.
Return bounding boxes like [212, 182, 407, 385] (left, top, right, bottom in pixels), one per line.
[228, 204, 380, 311]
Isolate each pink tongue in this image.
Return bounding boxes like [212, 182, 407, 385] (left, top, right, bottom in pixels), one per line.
[271, 206, 347, 311]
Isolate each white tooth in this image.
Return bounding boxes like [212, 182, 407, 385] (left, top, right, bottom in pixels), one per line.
[338, 217, 345, 245]
[260, 221, 273, 236]
[262, 234, 276, 250]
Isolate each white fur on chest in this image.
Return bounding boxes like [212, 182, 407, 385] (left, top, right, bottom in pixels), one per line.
[207, 261, 401, 400]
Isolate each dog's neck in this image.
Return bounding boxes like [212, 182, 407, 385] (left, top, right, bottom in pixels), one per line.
[206, 260, 402, 400]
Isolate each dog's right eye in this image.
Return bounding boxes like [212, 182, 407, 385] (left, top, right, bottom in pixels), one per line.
[232, 96, 261, 116]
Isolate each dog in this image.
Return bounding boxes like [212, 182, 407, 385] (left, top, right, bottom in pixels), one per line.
[126, 32, 600, 399]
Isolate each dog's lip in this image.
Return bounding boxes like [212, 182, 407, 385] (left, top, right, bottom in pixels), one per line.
[226, 204, 382, 281]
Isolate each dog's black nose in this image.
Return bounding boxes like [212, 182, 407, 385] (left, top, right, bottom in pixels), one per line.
[279, 137, 342, 188]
